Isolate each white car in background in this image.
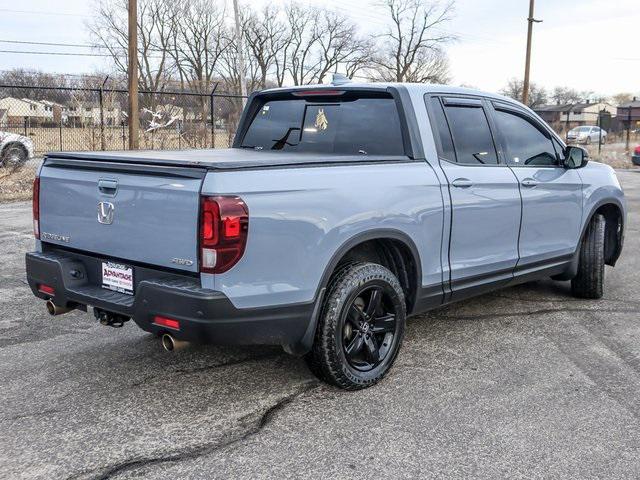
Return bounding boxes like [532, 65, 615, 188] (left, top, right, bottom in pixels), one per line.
[567, 126, 607, 145]
[0, 131, 34, 170]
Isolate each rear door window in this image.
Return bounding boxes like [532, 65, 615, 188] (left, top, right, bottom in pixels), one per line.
[241, 95, 405, 156]
[443, 105, 498, 165]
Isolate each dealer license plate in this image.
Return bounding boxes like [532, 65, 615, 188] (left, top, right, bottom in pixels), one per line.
[101, 261, 134, 295]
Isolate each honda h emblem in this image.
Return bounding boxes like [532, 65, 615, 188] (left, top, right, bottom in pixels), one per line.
[97, 202, 115, 225]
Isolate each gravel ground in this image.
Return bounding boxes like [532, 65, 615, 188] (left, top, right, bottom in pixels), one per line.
[1, 170, 639, 480]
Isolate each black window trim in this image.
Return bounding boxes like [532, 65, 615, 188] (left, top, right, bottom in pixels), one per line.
[489, 102, 563, 169]
[233, 86, 421, 160]
[426, 94, 505, 167]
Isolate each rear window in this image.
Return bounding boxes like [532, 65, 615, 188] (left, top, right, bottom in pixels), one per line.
[241, 95, 405, 156]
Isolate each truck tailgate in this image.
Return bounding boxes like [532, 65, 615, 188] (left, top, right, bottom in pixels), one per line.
[38, 159, 205, 273]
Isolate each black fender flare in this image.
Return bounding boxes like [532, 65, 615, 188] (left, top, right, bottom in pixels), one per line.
[579, 197, 625, 266]
[286, 228, 423, 355]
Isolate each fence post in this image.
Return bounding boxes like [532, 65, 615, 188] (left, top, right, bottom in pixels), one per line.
[59, 121, 63, 151]
[121, 121, 126, 150]
[210, 83, 218, 148]
[597, 111, 602, 156]
[627, 106, 632, 151]
[99, 76, 109, 151]
[23, 116, 27, 136]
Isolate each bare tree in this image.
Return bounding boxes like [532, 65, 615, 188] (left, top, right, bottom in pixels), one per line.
[284, 4, 323, 86]
[369, 0, 455, 83]
[243, 6, 289, 89]
[501, 78, 548, 108]
[314, 10, 373, 83]
[88, 0, 173, 93]
[166, 0, 229, 95]
[612, 92, 633, 106]
[551, 86, 583, 105]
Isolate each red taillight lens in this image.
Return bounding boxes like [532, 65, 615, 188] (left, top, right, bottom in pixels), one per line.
[38, 284, 54, 295]
[32, 176, 40, 239]
[153, 315, 180, 330]
[635, 145, 640, 155]
[199, 196, 249, 274]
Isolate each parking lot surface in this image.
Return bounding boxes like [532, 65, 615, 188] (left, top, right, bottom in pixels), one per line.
[2, 170, 640, 479]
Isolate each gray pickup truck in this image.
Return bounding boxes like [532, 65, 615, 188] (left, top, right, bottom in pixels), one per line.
[26, 80, 625, 390]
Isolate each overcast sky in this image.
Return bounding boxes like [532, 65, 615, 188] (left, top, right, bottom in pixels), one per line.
[0, 0, 638, 96]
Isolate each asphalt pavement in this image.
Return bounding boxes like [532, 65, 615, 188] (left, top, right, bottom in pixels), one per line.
[2, 170, 640, 479]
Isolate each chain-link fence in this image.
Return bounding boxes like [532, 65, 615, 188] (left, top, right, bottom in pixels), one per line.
[0, 83, 246, 155]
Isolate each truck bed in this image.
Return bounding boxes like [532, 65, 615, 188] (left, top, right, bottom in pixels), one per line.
[46, 148, 412, 170]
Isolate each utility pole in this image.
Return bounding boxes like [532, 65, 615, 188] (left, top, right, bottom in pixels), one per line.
[522, 0, 542, 106]
[232, 0, 247, 106]
[128, 0, 139, 149]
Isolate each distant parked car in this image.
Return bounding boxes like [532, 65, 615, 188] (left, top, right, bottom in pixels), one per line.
[567, 126, 607, 145]
[0, 131, 34, 170]
[633, 145, 640, 166]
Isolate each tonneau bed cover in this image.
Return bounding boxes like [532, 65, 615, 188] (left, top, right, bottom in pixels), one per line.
[46, 149, 411, 170]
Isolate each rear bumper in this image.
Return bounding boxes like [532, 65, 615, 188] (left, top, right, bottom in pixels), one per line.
[632, 154, 640, 166]
[25, 250, 313, 347]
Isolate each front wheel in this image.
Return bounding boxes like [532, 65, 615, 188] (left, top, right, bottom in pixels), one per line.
[571, 214, 606, 299]
[305, 262, 406, 390]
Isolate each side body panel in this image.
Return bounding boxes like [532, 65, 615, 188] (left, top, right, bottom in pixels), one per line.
[509, 167, 583, 266]
[439, 162, 521, 293]
[201, 162, 445, 309]
[578, 161, 627, 225]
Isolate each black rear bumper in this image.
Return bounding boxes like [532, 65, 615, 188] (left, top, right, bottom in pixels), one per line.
[25, 249, 314, 348]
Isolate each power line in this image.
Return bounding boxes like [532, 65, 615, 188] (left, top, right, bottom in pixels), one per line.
[0, 8, 88, 17]
[0, 49, 113, 57]
[0, 39, 97, 49]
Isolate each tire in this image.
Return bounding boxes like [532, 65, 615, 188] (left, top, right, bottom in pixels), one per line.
[305, 262, 406, 390]
[571, 214, 606, 299]
[1, 143, 28, 171]
[586, 136, 592, 145]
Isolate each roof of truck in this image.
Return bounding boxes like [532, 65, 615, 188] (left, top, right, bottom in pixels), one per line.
[261, 81, 521, 106]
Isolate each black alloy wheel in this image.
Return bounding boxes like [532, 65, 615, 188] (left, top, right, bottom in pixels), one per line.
[341, 285, 398, 372]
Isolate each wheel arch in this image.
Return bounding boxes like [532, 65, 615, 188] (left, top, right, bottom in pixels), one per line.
[582, 198, 624, 266]
[290, 229, 423, 356]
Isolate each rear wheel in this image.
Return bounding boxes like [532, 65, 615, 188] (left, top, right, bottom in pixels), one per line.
[571, 214, 606, 299]
[305, 262, 406, 390]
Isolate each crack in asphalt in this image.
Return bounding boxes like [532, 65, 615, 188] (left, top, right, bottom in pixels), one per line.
[434, 307, 638, 322]
[67, 381, 320, 480]
[487, 292, 640, 305]
[129, 352, 283, 387]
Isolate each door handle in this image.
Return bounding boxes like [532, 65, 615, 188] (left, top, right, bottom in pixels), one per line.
[451, 178, 473, 188]
[521, 178, 539, 188]
[98, 179, 118, 196]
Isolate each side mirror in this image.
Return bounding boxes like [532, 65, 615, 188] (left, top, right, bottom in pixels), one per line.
[563, 146, 588, 169]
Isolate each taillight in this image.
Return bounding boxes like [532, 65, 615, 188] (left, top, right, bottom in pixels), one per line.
[199, 196, 248, 274]
[32, 176, 40, 239]
[635, 145, 640, 155]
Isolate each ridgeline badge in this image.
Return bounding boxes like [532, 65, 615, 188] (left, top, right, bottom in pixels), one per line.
[314, 108, 328, 131]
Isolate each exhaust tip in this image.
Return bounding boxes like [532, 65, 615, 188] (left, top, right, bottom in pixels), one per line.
[46, 300, 56, 316]
[161, 333, 176, 352]
[161, 333, 188, 352]
[46, 300, 73, 316]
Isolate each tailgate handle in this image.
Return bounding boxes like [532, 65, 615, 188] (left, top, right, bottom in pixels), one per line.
[98, 179, 118, 196]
